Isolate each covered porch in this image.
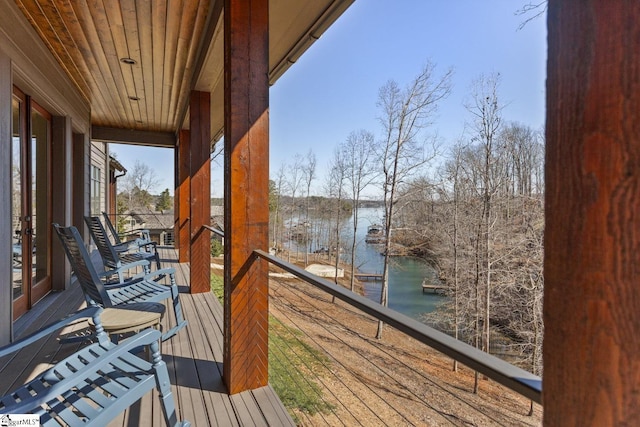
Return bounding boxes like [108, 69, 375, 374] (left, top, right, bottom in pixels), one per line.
[1, 0, 640, 425]
[0, 0, 355, 399]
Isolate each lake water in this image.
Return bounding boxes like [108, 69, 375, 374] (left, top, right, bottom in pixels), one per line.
[347, 208, 446, 322]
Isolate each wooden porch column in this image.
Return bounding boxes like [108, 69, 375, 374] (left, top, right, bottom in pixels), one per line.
[173, 144, 180, 250]
[189, 92, 211, 293]
[51, 116, 71, 291]
[177, 130, 191, 261]
[223, 0, 269, 394]
[544, 2, 640, 425]
[72, 133, 88, 237]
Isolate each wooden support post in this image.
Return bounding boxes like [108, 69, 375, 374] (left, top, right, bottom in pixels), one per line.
[107, 171, 116, 219]
[189, 92, 211, 293]
[72, 133, 88, 238]
[223, 0, 269, 394]
[178, 130, 191, 262]
[544, 2, 640, 424]
[51, 116, 70, 291]
[173, 148, 180, 250]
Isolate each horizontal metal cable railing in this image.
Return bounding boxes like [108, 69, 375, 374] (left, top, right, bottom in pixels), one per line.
[254, 250, 542, 407]
[256, 254, 541, 425]
[249, 251, 541, 425]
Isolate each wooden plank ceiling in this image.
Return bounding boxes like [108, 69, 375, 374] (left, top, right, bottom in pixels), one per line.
[14, 0, 354, 145]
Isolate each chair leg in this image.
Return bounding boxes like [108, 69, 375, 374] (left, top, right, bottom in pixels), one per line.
[161, 279, 188, 341]
[151, 341, 189, 427]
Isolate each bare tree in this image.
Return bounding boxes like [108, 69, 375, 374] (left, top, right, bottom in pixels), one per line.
[515, 1, 547, 30]
[500, 122, 542, 199]
[286, 155, 304, 262]
[441, 143, 467, 371]
[271, 164, 287, 253]
[343, 130, 378, 291]
[465, 72, 504, 392]
[302, 150, 317, 267]
[425, 132, 544, 377]
[121, 160, 161, 209]
[413, 110, 544, 391]
[375, 61, 453, 339]
[326, 146, 348, 290]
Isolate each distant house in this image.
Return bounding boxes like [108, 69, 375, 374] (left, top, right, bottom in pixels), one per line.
[122, 209, 175, 246]
[120, 204, 224, 248]
[210, 205, 224, 244]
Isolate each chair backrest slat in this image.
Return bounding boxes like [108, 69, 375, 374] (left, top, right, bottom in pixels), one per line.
[85, 216, 120, 268]
[53, 223, 113, 307]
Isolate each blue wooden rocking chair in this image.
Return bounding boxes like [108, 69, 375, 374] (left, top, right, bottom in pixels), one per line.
[53, 224, 187, 341]
[85, 215, 161, 282]
[102, 211, 157, 255]
[0, 306, 189, 426]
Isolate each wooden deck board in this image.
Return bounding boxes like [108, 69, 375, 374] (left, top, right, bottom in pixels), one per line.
[171, 293, 212, 427]
[13, 278, 86, 337]
[135, 389, 154, 427]
[190, 292, 240, 427]
[256, 385, 297, 425]
[3, 247, 294, 427]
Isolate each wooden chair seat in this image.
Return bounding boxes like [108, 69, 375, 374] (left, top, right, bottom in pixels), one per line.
[89, 302, 165, 336]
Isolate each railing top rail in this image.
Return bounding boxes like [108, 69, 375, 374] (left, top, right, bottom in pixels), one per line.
[254, 249, 542, 404]
[203, 224, 225, 238]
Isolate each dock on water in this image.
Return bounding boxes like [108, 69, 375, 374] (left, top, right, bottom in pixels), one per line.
[422, 283, 447, 294]
[354, 273, 383, 281]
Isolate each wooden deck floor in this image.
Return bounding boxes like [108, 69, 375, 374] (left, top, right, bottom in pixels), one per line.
[1, 247, 294, 427]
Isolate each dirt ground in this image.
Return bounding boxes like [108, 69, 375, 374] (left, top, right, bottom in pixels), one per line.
[265, 260, 542, 427]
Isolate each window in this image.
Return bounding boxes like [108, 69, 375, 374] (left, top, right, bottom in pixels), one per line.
[90, 165, 102, 215]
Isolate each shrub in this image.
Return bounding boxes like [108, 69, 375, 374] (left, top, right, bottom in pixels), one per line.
[210, 239, 223, 257]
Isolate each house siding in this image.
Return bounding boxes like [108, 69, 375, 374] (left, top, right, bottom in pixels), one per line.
[90, 141, 108, 215]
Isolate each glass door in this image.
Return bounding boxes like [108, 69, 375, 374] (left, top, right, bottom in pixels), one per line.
[11, 93, 25, 318]
[11, 89, 52, 320]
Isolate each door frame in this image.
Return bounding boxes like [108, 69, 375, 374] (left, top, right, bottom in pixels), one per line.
[12, 86, 52, 320]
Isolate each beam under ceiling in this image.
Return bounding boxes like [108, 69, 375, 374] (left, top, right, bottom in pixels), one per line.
[92, 126, 176, 148]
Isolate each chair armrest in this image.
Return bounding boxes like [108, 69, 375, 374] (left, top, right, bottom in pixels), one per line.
[119, 228, 150, 238]
[0, 307, 102, 358]
[113, 241, 137, 253]
[101, 265, 172, 289]
[99, 259, 151, 283]
[136, 239, 156, 249]
[113, 239, 156, 255]
[101, 271, 148, 287]
[143, 267, 176, 282]
[135, 239, 157, 255]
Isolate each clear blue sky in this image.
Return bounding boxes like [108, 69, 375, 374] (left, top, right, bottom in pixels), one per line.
[111, 1, 546, 198]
